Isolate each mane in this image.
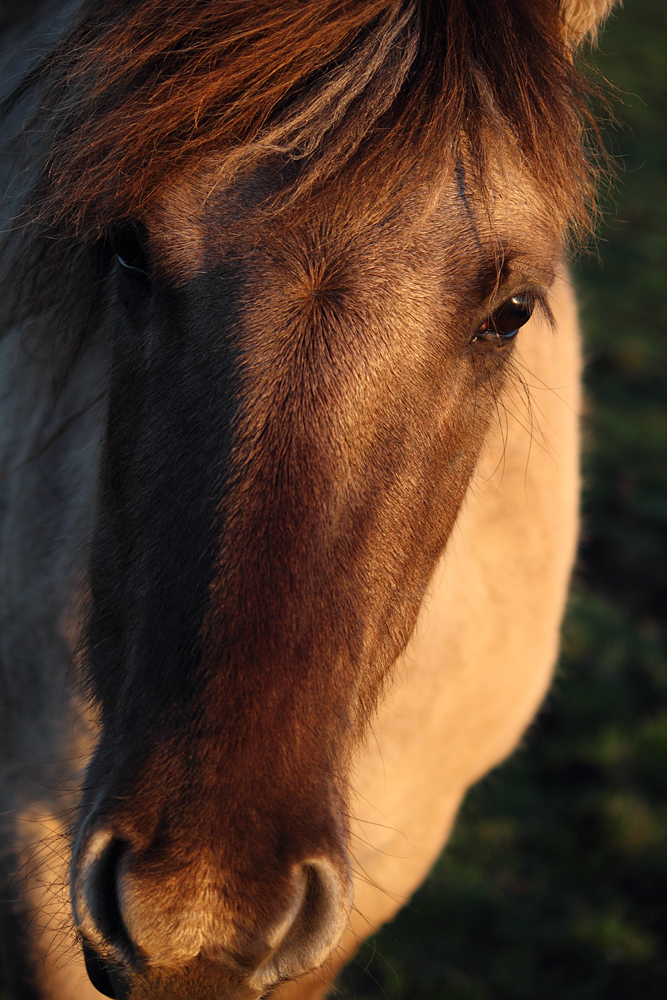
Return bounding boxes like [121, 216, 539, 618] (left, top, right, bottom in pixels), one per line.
[1, 0, 602, 328]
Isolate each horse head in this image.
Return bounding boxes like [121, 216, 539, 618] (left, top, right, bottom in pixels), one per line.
[2, 1, 614, 997]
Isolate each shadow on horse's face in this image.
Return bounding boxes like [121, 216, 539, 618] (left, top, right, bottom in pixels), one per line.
[71, 161, 562, 999]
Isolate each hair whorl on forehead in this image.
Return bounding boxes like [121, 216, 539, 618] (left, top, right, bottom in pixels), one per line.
[8, 0, 602, 252]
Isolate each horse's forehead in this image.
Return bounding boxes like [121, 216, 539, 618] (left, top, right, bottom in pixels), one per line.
[150, 163, 562, 290]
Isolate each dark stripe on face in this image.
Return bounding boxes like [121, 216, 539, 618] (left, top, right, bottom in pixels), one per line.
[84, 267, 246, 744]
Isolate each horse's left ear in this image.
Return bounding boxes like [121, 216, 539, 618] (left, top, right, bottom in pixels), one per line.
[560, 0, 618, 44]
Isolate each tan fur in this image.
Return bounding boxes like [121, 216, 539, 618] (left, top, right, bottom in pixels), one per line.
[1, 3, 613, 995]
[277, 269, 580, 998]
[16, 271, 579, 1000]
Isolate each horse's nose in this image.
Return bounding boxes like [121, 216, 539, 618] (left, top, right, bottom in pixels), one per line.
[72, 825, 351, 996]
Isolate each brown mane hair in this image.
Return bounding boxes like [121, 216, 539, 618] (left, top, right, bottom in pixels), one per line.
[2, 0, 596, 356]
[3, 0, 600, 318]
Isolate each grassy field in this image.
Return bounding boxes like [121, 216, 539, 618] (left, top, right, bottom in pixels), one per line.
[338, 3, 667, 999]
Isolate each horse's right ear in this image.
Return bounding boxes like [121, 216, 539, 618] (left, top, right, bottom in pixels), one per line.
[560, 0, 618, 45]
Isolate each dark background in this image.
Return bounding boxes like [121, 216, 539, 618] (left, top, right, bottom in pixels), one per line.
[339, 3, 667, 998]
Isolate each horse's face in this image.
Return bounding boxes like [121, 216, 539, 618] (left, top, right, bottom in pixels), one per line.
[72, 161, 562, 998]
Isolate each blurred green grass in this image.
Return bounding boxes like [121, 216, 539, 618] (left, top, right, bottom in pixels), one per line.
[338, 3, 667, 998]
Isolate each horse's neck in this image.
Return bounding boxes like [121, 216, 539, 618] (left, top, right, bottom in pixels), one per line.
[0, 0, 58, 38]
[0, 0, 81, 248]
[0, 323, 107, 795]
[0, 0, 106, 880]
[0, 0, 77, 89]
[0, 0, 76, 57]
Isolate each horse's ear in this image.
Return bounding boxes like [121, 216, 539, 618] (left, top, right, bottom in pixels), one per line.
[560, 0, 618, 44]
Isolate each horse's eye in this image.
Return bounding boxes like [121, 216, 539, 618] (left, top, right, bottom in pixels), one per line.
[473, 294, 534, 344]
[110, 226, 149, 277]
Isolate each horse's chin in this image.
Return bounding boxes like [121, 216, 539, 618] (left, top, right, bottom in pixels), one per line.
[82, 952, 287, 1000]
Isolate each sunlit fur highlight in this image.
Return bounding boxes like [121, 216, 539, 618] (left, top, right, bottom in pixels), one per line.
[5, 1, 601, 267]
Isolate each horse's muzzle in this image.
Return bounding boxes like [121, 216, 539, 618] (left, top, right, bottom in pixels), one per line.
[71, 823, 352, 999]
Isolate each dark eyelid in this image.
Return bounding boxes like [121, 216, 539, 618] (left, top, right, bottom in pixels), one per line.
[472, 250, 555, 306]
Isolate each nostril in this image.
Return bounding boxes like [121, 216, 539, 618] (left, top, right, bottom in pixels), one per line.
[82, 941, 129, 1000]
[74, 831, 136, 968]
[74, 828, 351, 989]
[298, 862, 341, 948]
[261, 858, 351, 984]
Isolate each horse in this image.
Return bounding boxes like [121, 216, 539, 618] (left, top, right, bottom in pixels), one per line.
[0, 1, 615, 998]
